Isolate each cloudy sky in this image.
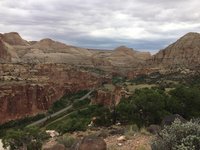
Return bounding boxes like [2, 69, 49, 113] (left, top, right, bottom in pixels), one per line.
[0, 0, 200, 53]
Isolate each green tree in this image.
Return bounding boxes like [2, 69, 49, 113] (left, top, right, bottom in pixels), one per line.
[168, 85, 200, 118]
[133, 88, 169, 125]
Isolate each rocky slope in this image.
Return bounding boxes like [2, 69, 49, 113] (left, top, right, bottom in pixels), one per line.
[148, 32, 200, 68]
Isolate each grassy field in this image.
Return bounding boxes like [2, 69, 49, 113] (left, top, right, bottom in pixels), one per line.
[103, 83, 156, 93]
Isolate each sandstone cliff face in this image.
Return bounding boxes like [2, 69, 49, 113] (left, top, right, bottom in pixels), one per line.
[0, 32, 29, 46]
[148, 32, 200, 68]
[91, 86, 124, 106]
[0, 63, 110, 124]
[0, 39, 11, 62]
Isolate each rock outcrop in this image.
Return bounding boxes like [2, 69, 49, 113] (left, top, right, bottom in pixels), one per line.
[0, 32, 29, 46]
[0, 38, 11, 62]
[148, 32, 200, 68]
[92, 86, 125, 106]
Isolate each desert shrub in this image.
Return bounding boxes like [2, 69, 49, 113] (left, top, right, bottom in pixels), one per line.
[57, 134, 76, 148]
[2, 126, 49, 150]
[151, 119, 200, 150]
[124, 124, 138, 138]
[57, 118, 90, 133]
[140, 127, 150, 135]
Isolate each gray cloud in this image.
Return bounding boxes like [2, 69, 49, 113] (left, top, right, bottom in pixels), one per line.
[0, 0, 200, 52]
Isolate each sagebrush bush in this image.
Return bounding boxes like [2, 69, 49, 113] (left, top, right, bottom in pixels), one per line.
[124, 124, 138, 138]
[57, 134, 76, 148]
[151, 119, 200, 150]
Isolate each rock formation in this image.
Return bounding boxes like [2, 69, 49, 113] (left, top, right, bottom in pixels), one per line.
[92, 86, 125, 106]
[1, 31, 200, 124]
[0, 63, 110, 124]
[148, 32, 200, 68]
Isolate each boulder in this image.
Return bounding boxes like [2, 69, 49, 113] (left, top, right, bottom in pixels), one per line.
[161, 114, 186, 127]
[147, 125, 161, 134]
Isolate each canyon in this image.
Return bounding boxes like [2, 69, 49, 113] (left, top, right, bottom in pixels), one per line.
[1, 32, 200, 124]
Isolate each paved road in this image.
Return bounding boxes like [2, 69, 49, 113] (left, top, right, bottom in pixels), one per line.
[28, 90, 94, 127]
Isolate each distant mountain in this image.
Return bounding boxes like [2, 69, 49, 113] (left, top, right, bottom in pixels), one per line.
[91, 46, 151, 67]
[0, 32, 151, 69]
[149, 32, 200, 68]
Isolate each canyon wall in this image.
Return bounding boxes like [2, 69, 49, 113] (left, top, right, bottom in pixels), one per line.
[0, 63, 110, 124]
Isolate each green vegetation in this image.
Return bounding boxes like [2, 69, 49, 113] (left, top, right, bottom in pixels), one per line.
[0, 114, 45, 138]
[46, 105, 112, 134]
[57, 134, 76, 148]
[48, 90, 89, 113]
[116, 85, 200, 127]
[72, 98, 91, 109]
[79, 66, 106, 75]
[45, 84, 200, 135]
[168, 85, 200, 119]
[116, 88, 169, 126]
[0, 90, 89, 138]
[112, 76, 127, 85]
[2, 126, 49, 150]
[151, 119, 200, 150]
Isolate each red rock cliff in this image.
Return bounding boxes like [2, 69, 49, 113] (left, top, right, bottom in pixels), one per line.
[0, 63, 110, 124]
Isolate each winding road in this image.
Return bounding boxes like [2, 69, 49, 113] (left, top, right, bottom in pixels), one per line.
[28, 90, 94, 127]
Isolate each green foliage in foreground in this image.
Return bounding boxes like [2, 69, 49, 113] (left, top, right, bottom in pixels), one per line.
[151, 119, 200, 150]
[116, 88, 170, 126]
[116, 85, 200, 127]
[168, 85, 200, 119]
[2, 126, 49, 150]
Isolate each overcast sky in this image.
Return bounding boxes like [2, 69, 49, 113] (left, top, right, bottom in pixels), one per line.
[0, 0, 200, 52]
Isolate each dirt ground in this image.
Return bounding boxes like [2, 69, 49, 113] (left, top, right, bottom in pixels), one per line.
[105, 134, 152, 150]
